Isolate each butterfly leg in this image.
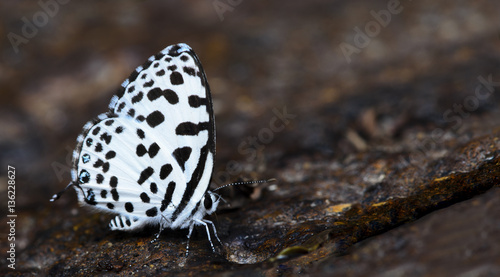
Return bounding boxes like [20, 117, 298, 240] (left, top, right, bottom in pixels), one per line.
[202, 219, 222, 247]
[151, 215, 168, 243]
[195, 219, 217, 253]
[185, 223, 195, 257]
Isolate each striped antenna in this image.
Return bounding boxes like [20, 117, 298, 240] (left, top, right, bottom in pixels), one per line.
[213, 178, 276, 192]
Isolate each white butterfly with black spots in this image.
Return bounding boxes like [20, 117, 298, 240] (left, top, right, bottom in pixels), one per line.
[52, 43, 236, 255]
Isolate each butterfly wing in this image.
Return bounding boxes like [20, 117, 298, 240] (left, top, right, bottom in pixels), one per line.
[71, 44, 215, 230]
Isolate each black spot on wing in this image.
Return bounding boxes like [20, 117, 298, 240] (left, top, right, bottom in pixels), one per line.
[140, 192, 150, 203]
[86, 138, 93, 147]
[160, 181, 176, 212]
[79, 170, 90, 184]
[102, 162, 109, 173]
[148, 143, 160, 158]
[144, 80, 155, 87]
[136, 143, 160, 158]
[105, 151, 116, 159]
[109, 176, 118, 188]
[94, 159, 110, 173]
[95, 143, 103, 152]
[147, 88, 179, 104]
[160, 164, 173, 180]
[117, 102, 126, 112]
[103, 163, 109, 173]
[175, 122, 209, 136]
[146, 111, 164, 128]
[183, 67, 195, 76]
[150, 183, 158, 194]
[92, 127, 101, 135]
[111, 188, 119, 201]
[170, 72, 184, 85]
[132, 92, 143, 103]
[84, 189, 97, 205]
[172, 147, 192, 171]
[100, 133, 112, 144]
[136, 144, 147, 157]
[138, 167, 154, 184]
[96, 174, 104, 184]
[125, 202, 134, 213]
[146, 207, 158, 217]
[188, 95, 207, 108]
[137, 129, 145, 139]
[93, 159, 103, 168]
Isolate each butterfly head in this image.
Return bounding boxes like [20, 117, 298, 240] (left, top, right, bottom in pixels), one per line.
[203, 190, 220, 216]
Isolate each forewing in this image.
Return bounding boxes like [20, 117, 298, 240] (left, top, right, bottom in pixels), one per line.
[108, 44, 215, 222]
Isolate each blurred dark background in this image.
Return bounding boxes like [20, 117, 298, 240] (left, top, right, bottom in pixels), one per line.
[1, 0, 500, 275]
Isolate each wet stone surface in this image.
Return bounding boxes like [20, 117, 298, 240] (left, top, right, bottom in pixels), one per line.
[1, 0, 500, 276]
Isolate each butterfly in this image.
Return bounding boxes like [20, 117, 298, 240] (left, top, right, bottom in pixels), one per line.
[51, 43, 271, 256]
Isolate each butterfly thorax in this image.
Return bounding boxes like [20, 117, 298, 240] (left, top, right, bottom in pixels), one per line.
[168, 190, 220, 230]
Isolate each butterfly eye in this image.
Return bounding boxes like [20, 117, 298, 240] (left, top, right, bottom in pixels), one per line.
[204, 194, 213, 210]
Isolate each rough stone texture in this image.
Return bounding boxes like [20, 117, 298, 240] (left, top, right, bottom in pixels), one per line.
[1, 0, 500, 276]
